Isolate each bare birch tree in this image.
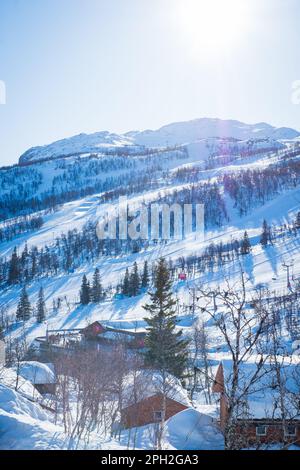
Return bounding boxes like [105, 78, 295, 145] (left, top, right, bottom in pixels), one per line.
[197, 271, 270, 449]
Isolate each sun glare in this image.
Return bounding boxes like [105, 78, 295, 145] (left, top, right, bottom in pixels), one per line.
[175, 0, 250, 59]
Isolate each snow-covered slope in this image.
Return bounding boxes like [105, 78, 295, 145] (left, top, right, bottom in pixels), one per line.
[118, 408, 224, 450]
[0, 383, 67, 450]
[165, 409, 224, 450]
[2, 143, 300, 348]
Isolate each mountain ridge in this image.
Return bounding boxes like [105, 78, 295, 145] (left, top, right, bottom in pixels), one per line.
[19, 117, 300, 164]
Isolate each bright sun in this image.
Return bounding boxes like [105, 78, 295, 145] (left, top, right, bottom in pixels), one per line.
[175, 0, 250, 59]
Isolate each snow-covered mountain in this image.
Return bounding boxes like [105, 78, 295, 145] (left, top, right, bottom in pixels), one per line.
[19, 117, 300, 163]
[19, 131, 135, 163]
[129, 118, 300, 147]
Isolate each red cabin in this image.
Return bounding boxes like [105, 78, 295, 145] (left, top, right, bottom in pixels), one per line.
[81, 321, 105, 338]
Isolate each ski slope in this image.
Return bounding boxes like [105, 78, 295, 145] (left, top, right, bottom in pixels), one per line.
[1, 147, 300, 350]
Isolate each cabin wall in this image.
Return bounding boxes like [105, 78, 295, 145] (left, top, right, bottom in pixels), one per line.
[35, 383, 57, 395]
[219, 393, 229, 430]
[235, 422, 300, 446]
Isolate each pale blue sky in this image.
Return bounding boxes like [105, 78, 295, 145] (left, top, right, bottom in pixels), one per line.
[0, 0, 299, 165]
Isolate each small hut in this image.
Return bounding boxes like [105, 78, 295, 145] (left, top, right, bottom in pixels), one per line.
[18, 361, 57, 395]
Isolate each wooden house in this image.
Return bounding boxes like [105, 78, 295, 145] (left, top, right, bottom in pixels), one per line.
[120, 370, 190, 428]
[80, 321, 146, 349]
[212, 361, 300, 447]
[80, 321, 105, 339]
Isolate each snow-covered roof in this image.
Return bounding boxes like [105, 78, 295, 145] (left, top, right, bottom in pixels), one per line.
[122, 370, 191, 408]
[99, 329, 144, 342]
[18, 362, 56, 385]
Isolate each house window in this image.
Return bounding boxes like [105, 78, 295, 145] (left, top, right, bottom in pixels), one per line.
[284, 425, 297, 437]
[256, 425, 267, 436]
[153, 411, 163, 421]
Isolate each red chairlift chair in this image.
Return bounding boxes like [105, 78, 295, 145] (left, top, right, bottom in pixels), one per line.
[178, 272, 187, 281]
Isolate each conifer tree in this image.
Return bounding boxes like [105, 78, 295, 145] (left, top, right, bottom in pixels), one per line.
[8, 247, 20, 285]
[260, 219, 270, 247]
[143, 258, 189, 378]
[16, 286, 31, 321]
[31, 251, 37, 279]
[21, 243, 29, 264]
[122, 268, 130, 296]
[0, 323, 4, 340]
[91, 268, 103, 302]
[80, 275, 91, 305]
[141, 260, 150, 288]
[129, 262, 140, 296]
[36, 287, 46, 323]
[240, 231, 251, 255]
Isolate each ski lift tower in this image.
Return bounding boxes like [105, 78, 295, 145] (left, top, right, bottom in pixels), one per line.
[282, 259, 294, 290]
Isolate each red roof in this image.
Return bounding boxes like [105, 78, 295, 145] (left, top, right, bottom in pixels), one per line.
[81, 321, 105, 337]
[212, 363, 225, 393]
